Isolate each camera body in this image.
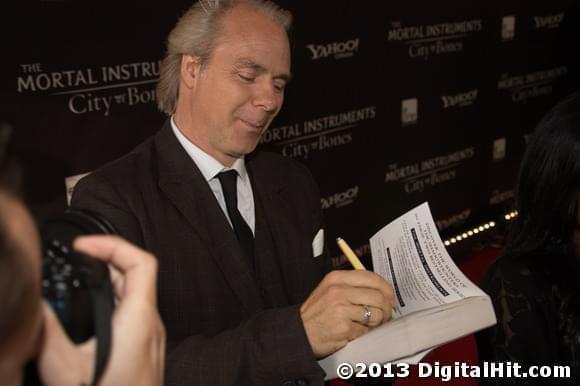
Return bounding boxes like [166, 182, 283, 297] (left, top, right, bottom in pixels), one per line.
[41, 209, 116, 382]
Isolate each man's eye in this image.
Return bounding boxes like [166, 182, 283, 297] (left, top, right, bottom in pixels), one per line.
[274, 83, 286, 93]
[239, 74, 255, 82]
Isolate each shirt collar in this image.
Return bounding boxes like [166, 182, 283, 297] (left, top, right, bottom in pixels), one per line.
[170, 117, 248, 182]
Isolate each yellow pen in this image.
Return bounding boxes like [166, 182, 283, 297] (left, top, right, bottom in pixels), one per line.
[336, 237, 366, 270]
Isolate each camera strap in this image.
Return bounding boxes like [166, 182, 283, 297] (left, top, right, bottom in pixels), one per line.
[90, 276, 115, 385]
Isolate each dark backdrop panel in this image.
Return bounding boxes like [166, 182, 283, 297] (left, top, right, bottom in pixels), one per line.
[2, 1, 579, 266]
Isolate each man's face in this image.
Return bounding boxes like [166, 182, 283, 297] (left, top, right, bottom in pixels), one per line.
[182, 4, 291, 166]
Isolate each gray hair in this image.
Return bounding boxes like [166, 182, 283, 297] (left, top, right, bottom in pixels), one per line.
[156, 0, 292, 115]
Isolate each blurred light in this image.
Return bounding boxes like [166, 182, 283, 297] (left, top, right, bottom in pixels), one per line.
[442, 217, 504, 247]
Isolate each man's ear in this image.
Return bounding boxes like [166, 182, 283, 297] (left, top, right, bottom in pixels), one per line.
[180, 55, 202, 89]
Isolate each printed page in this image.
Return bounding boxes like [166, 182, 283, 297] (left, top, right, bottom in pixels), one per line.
[370, 202, 486, 317]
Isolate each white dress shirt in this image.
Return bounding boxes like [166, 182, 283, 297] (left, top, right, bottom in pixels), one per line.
[170, 117, 255, 234]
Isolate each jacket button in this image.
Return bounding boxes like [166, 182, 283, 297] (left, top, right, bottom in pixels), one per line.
[281, 381, 296, 386]
[297, 379, 309, 386]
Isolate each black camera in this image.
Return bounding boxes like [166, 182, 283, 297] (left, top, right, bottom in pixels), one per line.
[41, 209, 117, 384]
[2, 122, 114, 384]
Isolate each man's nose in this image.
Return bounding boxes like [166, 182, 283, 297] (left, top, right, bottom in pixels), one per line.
[253, 84, 280, 112]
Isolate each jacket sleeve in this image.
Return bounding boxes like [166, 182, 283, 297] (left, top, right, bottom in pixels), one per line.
[166, 303, 325, 385]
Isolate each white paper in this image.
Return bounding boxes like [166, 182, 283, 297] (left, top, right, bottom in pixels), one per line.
[370, 202, 486, 318]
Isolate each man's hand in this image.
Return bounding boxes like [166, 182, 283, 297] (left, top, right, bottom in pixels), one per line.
[300, 270, 395, 358]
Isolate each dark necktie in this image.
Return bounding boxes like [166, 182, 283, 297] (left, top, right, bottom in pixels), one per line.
[216, 170, 255, 268]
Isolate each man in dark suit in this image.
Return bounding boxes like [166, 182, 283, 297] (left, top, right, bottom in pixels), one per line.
[72, 1, 395, 385]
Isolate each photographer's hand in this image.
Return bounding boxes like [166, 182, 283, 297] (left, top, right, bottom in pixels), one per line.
[72, 235, 165, 386]
[38, 303, 95, 386]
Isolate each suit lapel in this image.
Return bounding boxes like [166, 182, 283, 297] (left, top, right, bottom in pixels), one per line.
[154, 122, 264, 316]
[252, 181, 290, 307]
[248, 155, 313, 303]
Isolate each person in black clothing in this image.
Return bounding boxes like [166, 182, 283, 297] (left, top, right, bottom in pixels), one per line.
[477, 92, 580, 384]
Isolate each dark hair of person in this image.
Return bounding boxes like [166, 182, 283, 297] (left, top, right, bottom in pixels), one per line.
[0, 195, 35, 350]
[0, 122, 31, 351]
[505, 91, 580, 261]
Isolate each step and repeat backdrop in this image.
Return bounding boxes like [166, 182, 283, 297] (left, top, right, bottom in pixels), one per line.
[2, 0, 579, 267]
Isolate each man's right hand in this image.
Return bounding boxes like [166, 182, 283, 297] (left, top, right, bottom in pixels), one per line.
[300, 270, 395, 358]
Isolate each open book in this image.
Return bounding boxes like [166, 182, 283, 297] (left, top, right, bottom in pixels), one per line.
[319, 202, 497, 380]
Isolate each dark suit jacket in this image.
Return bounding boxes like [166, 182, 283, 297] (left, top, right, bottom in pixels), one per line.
[71, 121, 330, 386]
